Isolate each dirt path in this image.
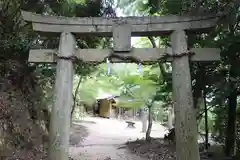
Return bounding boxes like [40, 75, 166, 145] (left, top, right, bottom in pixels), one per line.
[69, 117, 167, 160]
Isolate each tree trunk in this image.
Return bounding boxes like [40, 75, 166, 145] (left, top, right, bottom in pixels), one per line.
[225, 85, 237, 156]
[71, 76, 83, 121]
[167, 104, 174, 129]
[141, 109, 147, 133]
[118, 107, 121, 119]
[146, 106, 153, 142]
[203, 89, 209, 150]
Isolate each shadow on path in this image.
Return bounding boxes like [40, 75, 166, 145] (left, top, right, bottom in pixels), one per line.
[69, 118, 147, 160]
[69, 123, 89, 146]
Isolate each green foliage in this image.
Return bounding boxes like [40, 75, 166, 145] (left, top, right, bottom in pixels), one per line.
[2, 0, 240, 156]
[117, 0, 240, 154]
[74, 62, 169, 115]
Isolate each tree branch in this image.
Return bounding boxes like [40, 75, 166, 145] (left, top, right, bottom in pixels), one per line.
[148, 36, 157, 48]
[197, 105, 214, 120]
[71, 76, 83, 117]
[147, 36, 168, 84]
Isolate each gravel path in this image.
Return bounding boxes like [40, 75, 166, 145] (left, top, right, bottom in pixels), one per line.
[69, 117, 230, 160]
[69, 117, 167, 160]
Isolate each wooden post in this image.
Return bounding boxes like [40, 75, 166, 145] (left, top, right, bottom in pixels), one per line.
[48, 32, 75, 160]
[171, 30, 200, 160]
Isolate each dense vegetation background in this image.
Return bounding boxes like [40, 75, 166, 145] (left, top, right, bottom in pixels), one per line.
[0, 0, 240, 159]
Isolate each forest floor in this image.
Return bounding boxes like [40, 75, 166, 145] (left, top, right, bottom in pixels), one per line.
[68, 117, 224, 160]
[69, 117, 167, 160]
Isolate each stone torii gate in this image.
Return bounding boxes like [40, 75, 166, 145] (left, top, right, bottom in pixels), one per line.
[21, 11, 221, 160]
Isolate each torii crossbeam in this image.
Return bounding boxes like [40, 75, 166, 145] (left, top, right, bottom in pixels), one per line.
[21, 11, 221, 160]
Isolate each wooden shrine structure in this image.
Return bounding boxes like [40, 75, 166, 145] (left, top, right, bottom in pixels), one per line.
[21, 11, 221, 160]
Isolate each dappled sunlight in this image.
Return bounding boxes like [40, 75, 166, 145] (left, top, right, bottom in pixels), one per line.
[69, 116, 167, 160]
[74, 63, 166, 109]
[1, 0, 238, 160]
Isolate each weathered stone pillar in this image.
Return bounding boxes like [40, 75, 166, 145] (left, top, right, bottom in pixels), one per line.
[48, 32, 75, 160]
[171, 30, 200, 160]
[113, 20, 131, 52]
